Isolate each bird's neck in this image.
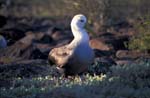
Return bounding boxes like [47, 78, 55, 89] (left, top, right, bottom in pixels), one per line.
[70, 26, 89, 46]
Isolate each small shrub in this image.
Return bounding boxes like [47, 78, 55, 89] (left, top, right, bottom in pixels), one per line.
[127, 16, 150, 51]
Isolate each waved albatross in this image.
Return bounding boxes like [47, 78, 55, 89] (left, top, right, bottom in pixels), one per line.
[48, 14, 94, 76]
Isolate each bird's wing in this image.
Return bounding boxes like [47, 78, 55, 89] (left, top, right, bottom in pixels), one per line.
[48, 45, 74, 67]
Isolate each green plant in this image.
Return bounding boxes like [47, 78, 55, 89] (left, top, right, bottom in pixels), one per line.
[127, 16, 150, 51]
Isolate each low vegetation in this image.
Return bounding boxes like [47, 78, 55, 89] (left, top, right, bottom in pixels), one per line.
[127, 16, 150, 51]
[0, 60, 150, 98]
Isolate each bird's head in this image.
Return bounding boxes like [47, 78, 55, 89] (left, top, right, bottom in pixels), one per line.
[71, 14, 87, 30]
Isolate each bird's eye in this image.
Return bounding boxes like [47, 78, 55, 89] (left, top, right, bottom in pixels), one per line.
[80, 19, 84, 22]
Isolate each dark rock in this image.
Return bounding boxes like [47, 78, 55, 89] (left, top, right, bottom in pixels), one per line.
[51, 30, 65, 41]
[0, 41, 34, 60]
[97, 32, 130, 51]
[96, 57, 116, 65]
[102, 35, 129, 50]
[115, 60, 134, 65]
[0, 43, 49, 63]
[30, 48, 48, 59]
[51, 27, 62, 33]
[33, 33, 54, 44]
[0, 32, 54, 63]
[56, 39, 72, 47]
[50, 28, 73, 42]
[116, 50, 149, 60]
[0, 15, 7, 28]
[109, 36, 129, 50]
[34, 43, 52, 52]
[99, 32, 115, 37]
[1, 28, 26, 45]
[93, 49, 114, 57]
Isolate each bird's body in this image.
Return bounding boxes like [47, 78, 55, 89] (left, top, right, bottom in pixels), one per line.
[48, 14, 94, 75]
[0, 35, 7, 49]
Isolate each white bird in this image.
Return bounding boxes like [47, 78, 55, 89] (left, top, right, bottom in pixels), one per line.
[0, 35, 7, 49]
[48, 14, 94, 76]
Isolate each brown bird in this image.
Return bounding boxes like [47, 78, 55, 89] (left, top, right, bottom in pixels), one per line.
[48, 14, 94, 76]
